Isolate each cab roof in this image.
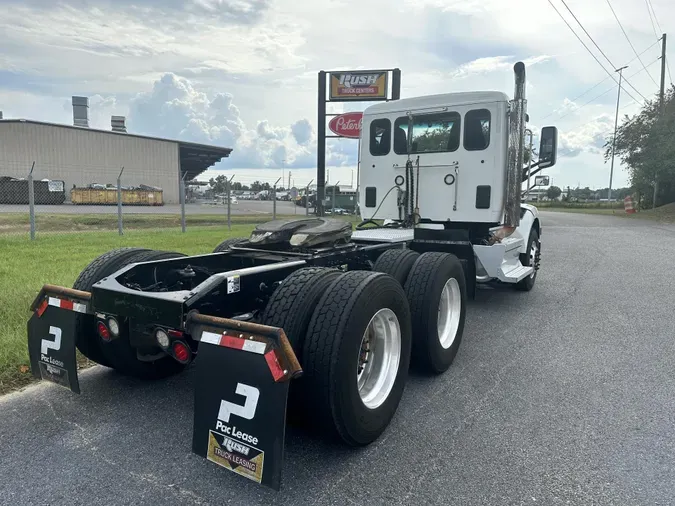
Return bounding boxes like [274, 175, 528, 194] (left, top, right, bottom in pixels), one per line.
[363, 91, 510, 116]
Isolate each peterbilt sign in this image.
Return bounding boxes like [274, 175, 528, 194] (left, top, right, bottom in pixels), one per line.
[328, 112, 363, 139]
[329, 71, 388, 101]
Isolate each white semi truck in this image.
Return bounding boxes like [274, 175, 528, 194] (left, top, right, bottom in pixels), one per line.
[26, 61, 556, 491]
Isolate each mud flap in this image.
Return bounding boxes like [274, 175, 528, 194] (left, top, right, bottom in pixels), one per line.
[187, 314, 302, 491]
[27, 290, 90, 394]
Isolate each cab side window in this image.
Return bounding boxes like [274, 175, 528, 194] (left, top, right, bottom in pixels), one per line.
[464, 109, 491, 151]
[369, 119, 391, 156]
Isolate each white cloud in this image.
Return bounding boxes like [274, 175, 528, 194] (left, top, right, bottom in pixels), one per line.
[2, 0, 674, 188]
[126, 72, 356, 169]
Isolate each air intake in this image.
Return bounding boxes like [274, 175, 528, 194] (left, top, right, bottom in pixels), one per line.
[111, 115, 127, 133]
[72, 96, 89, 127]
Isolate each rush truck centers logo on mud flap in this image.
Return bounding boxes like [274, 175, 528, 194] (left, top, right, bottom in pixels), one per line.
[329, 71, 388, 101]
[192, 334, 290, 490]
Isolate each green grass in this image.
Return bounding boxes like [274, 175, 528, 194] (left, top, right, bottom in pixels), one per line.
[541, 202, 675, 222]
[0, 213, 363, 395]
[0, 212, 308, 234]
[0, 224, 262, 395]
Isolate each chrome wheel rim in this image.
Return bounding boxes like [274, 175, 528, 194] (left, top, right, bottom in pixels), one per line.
[529, 241, 538, 279]
[437, 278, 461, 349]
[357, 308, 401, 410]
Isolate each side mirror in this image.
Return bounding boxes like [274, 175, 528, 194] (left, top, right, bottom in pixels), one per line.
[538, 126, 558, 168]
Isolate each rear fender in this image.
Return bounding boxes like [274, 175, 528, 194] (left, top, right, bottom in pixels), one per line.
[27, 285, 92, 394]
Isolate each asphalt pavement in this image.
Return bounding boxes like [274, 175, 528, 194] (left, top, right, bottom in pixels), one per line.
[1, 210, 674, 505]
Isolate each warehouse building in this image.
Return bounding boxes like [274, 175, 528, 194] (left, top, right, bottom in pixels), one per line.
[0, 97, 232, 204]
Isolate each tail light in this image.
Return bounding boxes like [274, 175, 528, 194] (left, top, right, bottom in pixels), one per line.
[97, 322, 111, 342]
[172, 341, 191, 364]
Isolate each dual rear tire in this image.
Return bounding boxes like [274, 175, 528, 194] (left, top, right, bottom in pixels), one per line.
[262, 248, 467, 446]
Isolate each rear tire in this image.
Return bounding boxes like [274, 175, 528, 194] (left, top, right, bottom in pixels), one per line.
[213, 237, 247, 253]
[372, 248, 420, 286]
[404, 252, 467, 374]
[302, 271, 412, 446]
[262, 267, 342, 360]
[96, 250, 191, 380]
[73, 247, 152, 366]
[515, 228, 540, 292]
[262, 267, 342, 420]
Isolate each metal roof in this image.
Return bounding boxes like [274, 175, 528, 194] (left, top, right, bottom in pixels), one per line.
[0, 119, 233, 180]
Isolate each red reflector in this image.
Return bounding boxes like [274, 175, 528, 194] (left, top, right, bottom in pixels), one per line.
[97, 322, 111, 341]
[172, 341, 191, 363]
[168, 329, 184, 338]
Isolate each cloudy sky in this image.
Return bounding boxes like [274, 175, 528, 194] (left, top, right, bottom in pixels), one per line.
[1, 0, 673, 189]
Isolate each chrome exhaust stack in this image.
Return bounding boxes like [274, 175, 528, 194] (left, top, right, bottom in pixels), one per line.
[504, 62, 527, 229]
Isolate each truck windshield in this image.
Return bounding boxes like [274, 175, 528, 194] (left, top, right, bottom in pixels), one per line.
[394, 112, 461, 155]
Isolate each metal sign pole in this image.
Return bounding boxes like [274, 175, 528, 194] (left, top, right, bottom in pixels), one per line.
[317, 68, 401, 220]
[317, 71, 327, 217]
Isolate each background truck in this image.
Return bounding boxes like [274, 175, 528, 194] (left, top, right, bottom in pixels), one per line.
[27, 61, 557, 491]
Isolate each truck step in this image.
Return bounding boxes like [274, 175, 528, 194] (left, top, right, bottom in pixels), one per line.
[500, 263, 534, 283]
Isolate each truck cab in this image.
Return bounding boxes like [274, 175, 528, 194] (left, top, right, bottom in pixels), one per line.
[355, 62, 558, 287]
[359, 91, 509, 225]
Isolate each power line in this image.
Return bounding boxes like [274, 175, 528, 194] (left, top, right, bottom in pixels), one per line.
[547, 0, 645, 104]
[605, 0, 659, 86]
[554, 58, 660, 122]
[644, 0, 660, 40]
[645, 0, 672, 86]
[646, 0, 662, 33]
[541, 39, 662, 121]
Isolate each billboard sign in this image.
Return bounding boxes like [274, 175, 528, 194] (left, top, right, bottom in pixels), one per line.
[329, 71, 388, 101]
[328, 112, 363, 139]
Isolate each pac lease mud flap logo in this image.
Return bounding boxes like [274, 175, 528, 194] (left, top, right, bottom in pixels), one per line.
[192, 338, 290, 490]
[27, 301, 82, 394]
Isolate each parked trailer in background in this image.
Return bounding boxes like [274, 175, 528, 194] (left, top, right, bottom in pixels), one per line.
[0, 176, 66, 204]
[70, 185, 164, 205]
[26, 62, 557, 491]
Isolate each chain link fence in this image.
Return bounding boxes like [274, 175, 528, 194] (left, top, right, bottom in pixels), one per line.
[0, 160, 361, 241]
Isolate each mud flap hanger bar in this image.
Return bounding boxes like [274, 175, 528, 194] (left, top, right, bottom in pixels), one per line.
[30, 284, 92, 313]
[185, 311, 303, 381]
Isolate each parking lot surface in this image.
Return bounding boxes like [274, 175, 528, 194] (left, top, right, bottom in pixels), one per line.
[1, 211, 673, 505]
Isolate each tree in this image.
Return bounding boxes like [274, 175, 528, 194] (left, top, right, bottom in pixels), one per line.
[546, 186, 562, 200]
[604, 84, 675, 207]
[208, 175, 228, 194]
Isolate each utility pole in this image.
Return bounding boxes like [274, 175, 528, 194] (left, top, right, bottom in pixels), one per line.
[653, 33, 667, 209]
[608, 65, 628, 204]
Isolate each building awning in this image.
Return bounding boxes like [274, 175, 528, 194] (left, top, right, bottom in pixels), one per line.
[179, 141, 233, 180]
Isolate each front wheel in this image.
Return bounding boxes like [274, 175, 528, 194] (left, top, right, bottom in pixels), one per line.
[515, 228, 540, 292]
